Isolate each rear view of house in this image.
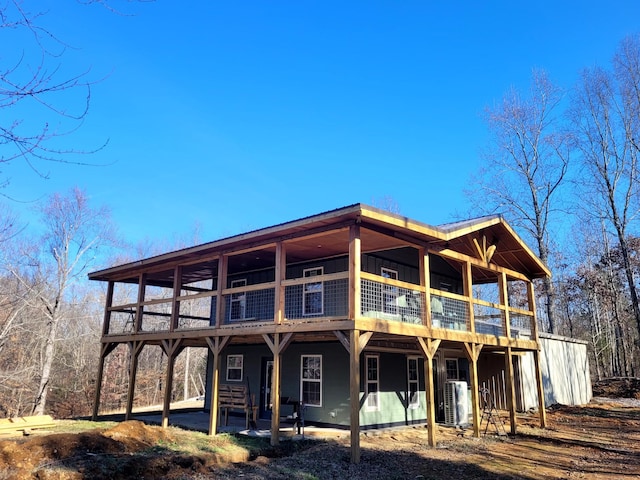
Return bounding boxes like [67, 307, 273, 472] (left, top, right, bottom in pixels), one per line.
[90, 204, 562, 463]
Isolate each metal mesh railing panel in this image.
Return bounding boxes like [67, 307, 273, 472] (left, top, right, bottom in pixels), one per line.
[474, 304, 504, 336]
[431, 293, 469, 330]
[222, 287, 275, 324]
[361, 279, 424, 324]
[285, 279, 348, 319]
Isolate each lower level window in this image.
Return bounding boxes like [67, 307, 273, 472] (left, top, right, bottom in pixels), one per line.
[366, 355, 379, 410]
[301, 355, 322, 406]
[226, 354, 243, 381]
[408, 357, 420, 409]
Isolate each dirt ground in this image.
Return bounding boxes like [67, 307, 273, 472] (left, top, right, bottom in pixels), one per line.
[1, 378, 639, 480]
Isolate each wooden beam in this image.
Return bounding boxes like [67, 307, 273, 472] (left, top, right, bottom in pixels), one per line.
[463, 342, 483, 437]
[134, 274, 147, 333]
[358, 331, 373, 353]
[169, 265, 182, 332]
[499, 272, 512, 338]
[102, 281, 114, 336]
[333, 330, 351, 352]
[416, 337, 440, 447]
[420, 248, 430, 327]
[463, 261, 475, 333]
[349, 329, 361, 463]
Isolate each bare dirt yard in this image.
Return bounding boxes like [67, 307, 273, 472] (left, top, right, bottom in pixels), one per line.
[1, 378, 639, 480]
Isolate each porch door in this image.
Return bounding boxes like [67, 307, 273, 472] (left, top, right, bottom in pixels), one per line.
[259, 358, 274, 419]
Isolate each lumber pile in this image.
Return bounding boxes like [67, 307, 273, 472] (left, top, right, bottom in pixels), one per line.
[0, 415, 55, 435]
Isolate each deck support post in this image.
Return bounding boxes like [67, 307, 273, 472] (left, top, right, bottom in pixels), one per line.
[349, 329, 361, 463]
[417, 337, 440, 447]
[161, 339, 183, 428]
[534, 347, 547, 427]
[270, 333, 282, 445]
[125, 340, 144, 420]
[92, 342, 117, 420]
[504, 346, 517, 435]
[205, 336, 229, 435]
[463, 342, 483, 437]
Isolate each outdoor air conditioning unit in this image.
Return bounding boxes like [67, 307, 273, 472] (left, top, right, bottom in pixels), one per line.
[444, 380, 469, 426]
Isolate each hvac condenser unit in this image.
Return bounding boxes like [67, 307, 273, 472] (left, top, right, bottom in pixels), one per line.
[444, 380, 469, 426]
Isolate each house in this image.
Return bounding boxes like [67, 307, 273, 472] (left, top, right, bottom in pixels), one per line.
[89, 204, 567, 463]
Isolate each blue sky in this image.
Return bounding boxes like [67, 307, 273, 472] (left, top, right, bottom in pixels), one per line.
[6, 1, 640, 250]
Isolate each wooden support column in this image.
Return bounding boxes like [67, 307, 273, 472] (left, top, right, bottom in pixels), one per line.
[463, 342, 483, 437]
[349, 224, 361, 320]
[417, 337, 441, 447]
[161, 339, 183, 428]
[533, 348, 547, 427]
[170, 265, 182, 332]
[274, 242, 286, 324]
[349, 329, 361, 463]
[463, 261, 475, 332]
[419, 248, 430, 327]
[205, 336, 229, 435]
[262, 332, 293, 445]
[215, 255, 227, 327]
[125, 340, 145, 420]
[135, 274, 146, 333]
[504, 346, 517, 435]
[102, 281, 114, 336]
[92, 342, 117, 420]
[499, 272, 511, 338]
[527, 280, 547, 428]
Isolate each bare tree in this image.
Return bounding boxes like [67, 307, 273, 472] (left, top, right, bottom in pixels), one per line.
[19, 187, 116, 415]
[570, 34, 640, 344]
[470, 69, 570, 334]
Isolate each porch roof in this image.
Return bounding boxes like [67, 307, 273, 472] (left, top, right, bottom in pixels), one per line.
[88, 203, 550, 284]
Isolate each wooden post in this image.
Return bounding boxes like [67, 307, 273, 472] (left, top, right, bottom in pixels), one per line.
[350, 329, 361, 463]
[463, 342, 483, 437]
[419, 248, 430, 327]
[206, 336, 228, 435]
[135, 274, 146, 333]
[504, 346, 517, 435]
[125, 341, 144, 420]
[92, 343, 116, 420]
[102, 281, 114, 336]
[170, 265, 182, 332]
[274, 242, 286, 324]
[215, 255, 227, 328]
[463, 261, 475, 332]
[161, 339, 182, 428]
[349, 224, 361, 320]
[499, 272, 511, 338]
[527, 280, 547, 428]
[533, 347, 547, 428]
[418, 337, 440, 447]
[270, 333, 282, 445]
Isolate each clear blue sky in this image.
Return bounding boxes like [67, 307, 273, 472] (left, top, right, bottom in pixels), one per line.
[6, 1, 640, 249]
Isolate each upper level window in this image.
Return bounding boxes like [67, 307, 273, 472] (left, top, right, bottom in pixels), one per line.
[229, 279, 247, 321]
[407, 357, 420, 409]
[226, 354, 243, 381]
[303, 267, 323, 316]
[382, 267, 399, 314]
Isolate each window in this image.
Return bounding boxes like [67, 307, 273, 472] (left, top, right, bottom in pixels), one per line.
[229, 279, 247, 321]
[407, 357, 420, 409]
[303, 267, 323, 316]
[382, 268, 399, 314]
[301, 355, 322, 406]
[445, 358, 459, 380]
[226, 354, 243, 381]
[366, 354, 379, 410]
